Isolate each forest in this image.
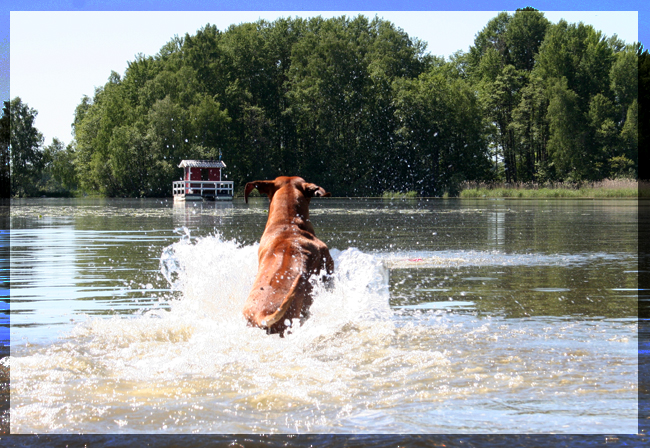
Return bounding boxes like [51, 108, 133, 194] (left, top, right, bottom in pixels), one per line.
[2, 8, 644, 197]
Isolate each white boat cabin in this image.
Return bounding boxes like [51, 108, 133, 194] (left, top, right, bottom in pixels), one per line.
[173, 159, 234, 201]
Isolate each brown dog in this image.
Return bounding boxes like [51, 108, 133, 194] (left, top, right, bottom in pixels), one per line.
[243, 176, 334, 335]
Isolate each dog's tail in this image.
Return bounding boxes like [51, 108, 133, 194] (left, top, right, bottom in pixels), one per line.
[261, 274, 303, 328]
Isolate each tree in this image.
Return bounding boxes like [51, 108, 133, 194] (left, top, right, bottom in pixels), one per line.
[587, 93, 618, 178]
[546, 77, 586, 180]
[481, 64, 526, 182]
[535, 21, 636, 181]
[53, 141, 78, 192]
[393, 65, 490, 196]
[468, 8, 550, 183]
[69, 13, 637, 197]
[9, 97, 44, 196]
[286, 15, 430, 195]
[510, 75, 549, 181]
[505, 7, 550, 72]
[617, 98, 638, 177]
[467, 12, 511, 80]
[638, 48, 649, 180]
[107, 124, 150, 196]
[40, 138, 78, 195]
[0, 102, 9, 198]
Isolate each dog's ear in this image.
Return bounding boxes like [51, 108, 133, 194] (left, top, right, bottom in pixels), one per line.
[245, 180, 276, 203]
[304, 183, 331, 198]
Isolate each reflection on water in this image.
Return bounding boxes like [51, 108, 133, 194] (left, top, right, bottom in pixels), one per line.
[9, 198, 638, 434]
[1, 205, 9, 434]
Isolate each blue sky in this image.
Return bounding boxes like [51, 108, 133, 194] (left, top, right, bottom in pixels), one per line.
[1, 1, 646, 146]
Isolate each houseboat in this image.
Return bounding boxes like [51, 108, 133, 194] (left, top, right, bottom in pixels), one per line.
[173, 159, 234, 201]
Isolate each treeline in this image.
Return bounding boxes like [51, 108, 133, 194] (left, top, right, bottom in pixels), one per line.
[469, 10, 638, 184]
[4, 9, 642, 197]
[1, 98, 77, 197]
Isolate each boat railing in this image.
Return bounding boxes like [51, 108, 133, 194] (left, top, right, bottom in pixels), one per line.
[173, 180, 234, 197]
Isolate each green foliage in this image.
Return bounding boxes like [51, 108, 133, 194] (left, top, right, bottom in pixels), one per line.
[0, 102, 9, 198]
[546, 77, 584, 179]
[382, 190, 418, 199]
[620, 99, 638, 170]
[459, 179, 638, 198]
[13, 11, 632, 198]
[392, 64, 491, 196]
[9, 97, 44, 196]
[639, 49, 650, 181]
[505, 7, 550, 72]
[42, 138, 78, 194]
[510, 74, 549, 181]
[467, 8, 638, 184]
[69, 15, 442, 197]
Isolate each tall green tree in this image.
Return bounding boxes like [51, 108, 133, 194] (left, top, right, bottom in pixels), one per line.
[505, 7, 550, 72]
[287, 15, 429, 195]
[535, 21, 635, 180]
[9, 97, 44, 196]
[608, 44, 639, 176]
[546, 77, 586, 179]
[639, 48, 650, 180]
[0, 101, 9, 198]
[468, 8, 550, 183]
[510, 74, 549, 181]
[393, 65, 490, 195]
[39, 138, 78, 195]
[481, 64, 526, 182]
[466, 9, 636, 183]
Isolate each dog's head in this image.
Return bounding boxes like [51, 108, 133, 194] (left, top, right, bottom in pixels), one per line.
[245, 176, 331, 204]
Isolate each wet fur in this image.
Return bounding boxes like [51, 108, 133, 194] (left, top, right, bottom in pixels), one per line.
[243, 176, 333, 335]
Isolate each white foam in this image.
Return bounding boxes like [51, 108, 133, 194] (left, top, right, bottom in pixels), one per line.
[44, 232, 395, 379]
[11, 232, 637, 434]
[157, 231, 393, 342]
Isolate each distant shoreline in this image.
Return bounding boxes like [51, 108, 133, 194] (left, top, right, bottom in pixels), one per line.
[379, 178, 641, 199]
[9, 178, 643, 200]
[457, 178, 641, 199]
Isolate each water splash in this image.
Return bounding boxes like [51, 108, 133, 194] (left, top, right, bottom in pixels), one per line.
[157, 232, 392, 338]
[159, 227, 192, 288]
[9, 233, 637, 434]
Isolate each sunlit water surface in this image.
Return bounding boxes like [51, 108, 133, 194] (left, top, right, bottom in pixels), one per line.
[9, 198, 637, 434]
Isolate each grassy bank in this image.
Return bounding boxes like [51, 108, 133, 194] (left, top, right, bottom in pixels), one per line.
[459, 179, 641, 199]
[382, 191, 418, 199]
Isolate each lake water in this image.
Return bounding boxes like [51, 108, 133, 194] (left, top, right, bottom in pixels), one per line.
[7, 197, 638, 435]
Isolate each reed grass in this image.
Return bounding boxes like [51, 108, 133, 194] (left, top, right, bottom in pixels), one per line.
[459, 178, 640, 198]
[382, 190, 418, 199]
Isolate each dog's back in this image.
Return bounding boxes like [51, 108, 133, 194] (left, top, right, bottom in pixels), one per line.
[243, 177, 333, 334]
